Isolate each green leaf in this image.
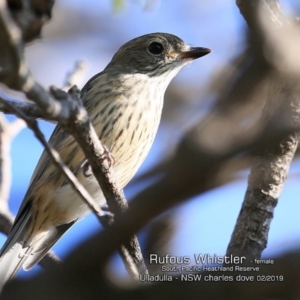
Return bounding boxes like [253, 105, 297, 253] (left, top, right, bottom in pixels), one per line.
[112, 0, 125, 13]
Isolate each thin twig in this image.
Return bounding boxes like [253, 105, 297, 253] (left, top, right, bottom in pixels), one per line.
[0, 116, 24, 234]
[0, 98, 104, 220]
[0, 0, 148, 280]
[0, 91, 148, 278]
[0, 96, 45, 120]
[0, 113, 60, 266]
[100, 214, 148, 279]
[64, 60, 88, 90]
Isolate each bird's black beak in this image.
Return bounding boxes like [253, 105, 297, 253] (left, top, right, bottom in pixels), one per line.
[180, 47, 211, 60]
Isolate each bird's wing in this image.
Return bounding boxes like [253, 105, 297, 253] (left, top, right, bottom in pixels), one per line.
[22, 220, 76, 271]
[11, 69, 106, 229]
[0, 71, 108, 282]
[12, 124, 69, 230]
[16, 69, 106, 214]
[0, 125, 72, 281]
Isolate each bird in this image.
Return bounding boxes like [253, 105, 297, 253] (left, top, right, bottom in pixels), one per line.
[0, 33, 210, 285]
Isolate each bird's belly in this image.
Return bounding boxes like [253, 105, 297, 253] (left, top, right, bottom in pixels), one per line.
[107, 121, 157, 189]
[112, 136, 153, 187]
[54, 94, 162, 221]
[53, 137, 151, 222]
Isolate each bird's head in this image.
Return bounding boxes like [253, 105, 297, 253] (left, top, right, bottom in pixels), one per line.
[105, 33, 211, 77]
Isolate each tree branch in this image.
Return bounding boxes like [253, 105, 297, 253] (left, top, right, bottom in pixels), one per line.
[0, 95, 105, 220]
[227, 0, 300, 259]
[0, 0, 147, 279]
[0, 115, 23, 235]
[0, 113, 61, 268]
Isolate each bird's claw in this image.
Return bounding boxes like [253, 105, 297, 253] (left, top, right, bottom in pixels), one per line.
[101, 145, 115, 168]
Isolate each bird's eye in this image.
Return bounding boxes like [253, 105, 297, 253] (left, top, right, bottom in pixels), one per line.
[148, 42, 164, 55]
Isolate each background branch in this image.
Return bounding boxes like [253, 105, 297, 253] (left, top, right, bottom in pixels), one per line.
[227, 0, 300, 259]
[0, 115, 23, 235]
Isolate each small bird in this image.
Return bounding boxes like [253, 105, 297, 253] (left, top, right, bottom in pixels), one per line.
[0, 33, 210, 284]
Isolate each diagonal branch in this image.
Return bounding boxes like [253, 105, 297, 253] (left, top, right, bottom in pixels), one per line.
[0, 96, 105, 219]
[226, 0, 300, 259]
[0, 88, 149, 277]
[0, 0, 148, 278]
[0, 116, 22, 235]
[227, 74, 300, 259]
[0, 113, 61, 268]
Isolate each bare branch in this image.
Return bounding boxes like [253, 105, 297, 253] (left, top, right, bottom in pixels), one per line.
[0, 86, 148, 278]
[226, 0, 300, 259]
[0, 96, 45, 119]
[0, 115, 25, 207]
[99, 214, 148, 279]
[0, 96, 105, 220]
[7, 0, 54, 43]
[0, 112, 60, 267]
[227, 74, 300, 259]
[64, 60, 88, 90]
[0, 115, 19, 235]
[0, 0, 147, 271]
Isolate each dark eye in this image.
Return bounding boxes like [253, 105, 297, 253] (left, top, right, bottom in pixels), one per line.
[148, 42, 164, 55]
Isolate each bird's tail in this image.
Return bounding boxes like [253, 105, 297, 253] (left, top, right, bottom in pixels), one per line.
[0, 202, 75, 291]
[0, 241, 29, 288]
[0, 204, 32, 290]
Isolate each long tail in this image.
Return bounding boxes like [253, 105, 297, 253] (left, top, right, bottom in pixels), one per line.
[0, 202, 32, 289]
[0, 201, 74, 291]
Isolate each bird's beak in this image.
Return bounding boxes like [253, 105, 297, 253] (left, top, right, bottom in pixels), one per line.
[180, 47, 211, 60]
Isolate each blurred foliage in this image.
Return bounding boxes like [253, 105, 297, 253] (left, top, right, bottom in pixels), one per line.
[112, 0, 155, 12]
[112, 0, 125, 13]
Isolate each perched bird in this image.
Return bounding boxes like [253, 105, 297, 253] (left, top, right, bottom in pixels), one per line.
[0, 33, 210, 284]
